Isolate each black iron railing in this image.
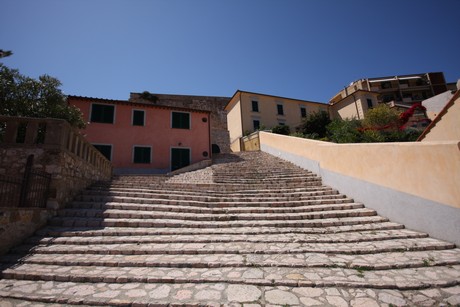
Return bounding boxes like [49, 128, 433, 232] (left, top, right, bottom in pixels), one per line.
[0, 155, 51, 208]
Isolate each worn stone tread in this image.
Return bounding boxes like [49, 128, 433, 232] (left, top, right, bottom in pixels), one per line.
[25, 228, 428, 245]
[11, 237, 455, 256]
[2, 263, 460, 290]
[34, 221, 406, 237]
[1, 280, 460, 306]
[3, 249, 460, 271]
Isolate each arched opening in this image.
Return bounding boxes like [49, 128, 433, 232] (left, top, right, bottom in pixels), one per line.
[212, 144, 221, 154]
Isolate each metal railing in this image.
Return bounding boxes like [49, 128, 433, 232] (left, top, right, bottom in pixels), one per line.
[0, 155, 51, 208]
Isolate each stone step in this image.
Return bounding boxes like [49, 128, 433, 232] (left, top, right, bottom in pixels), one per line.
[48, 215, 389, 229]
[2, 279, 460, 307]
[12, 237, 454, 256]
[67, 201, 365, 215]
[3, 248, 460, 270]
[35, 221, 406, 237]
[56, 207, 376, 222]
[25, 229, 427, 246]
[2, 263, 460, 290]
[80, 187, 341, 202]
[72, 195, 356, 209]
[88, 185, 337, 196]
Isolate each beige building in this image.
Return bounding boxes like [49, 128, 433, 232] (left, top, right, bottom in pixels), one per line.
[225, 90, 327, 151]
[330, 72, 449, 107]
[329, 90, 379, 120]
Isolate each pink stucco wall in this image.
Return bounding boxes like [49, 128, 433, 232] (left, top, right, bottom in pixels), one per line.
[69, 97, 211, 173]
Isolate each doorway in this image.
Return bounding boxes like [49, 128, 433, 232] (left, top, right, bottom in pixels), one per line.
[171, 148, 190, 171]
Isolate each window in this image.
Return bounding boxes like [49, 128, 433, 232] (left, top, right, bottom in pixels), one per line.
[381, 81, 392, 89]
[300, 107, 307, 118]
[93, 144, 112, 161]
[132, 110, 145, 126]
[366, 99, 373, 109]
[251, 100, 259, 112]
[253, 120, 260, 131]
[133, 146, 151, 164]
[91, 104, 115, 124]
[277, 104, 284, 115]
[172, 112, 190, 129]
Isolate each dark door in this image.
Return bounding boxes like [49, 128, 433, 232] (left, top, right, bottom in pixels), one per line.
[171, 148, 190, 171]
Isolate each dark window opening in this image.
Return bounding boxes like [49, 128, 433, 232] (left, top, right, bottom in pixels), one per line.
[253, 120, 260, 130]
[93, 144, 112, 161]
[300, 107, 307, 118]
[133, 146, 151, 164]
[367, 99, 373, 109]
[172, 112, 190, 129]
[252, 100, 259, 112]
[91, 104, 115, 124]
[132, 110, 145, 126]
[277, 104, 284, 115]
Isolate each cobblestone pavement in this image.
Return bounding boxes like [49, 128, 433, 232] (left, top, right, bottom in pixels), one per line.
[1, 152, 459, 306]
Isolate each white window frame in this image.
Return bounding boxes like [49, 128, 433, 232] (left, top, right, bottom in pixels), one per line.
[132, 145, 152, 164]
[171, 111, 191, 129]
[132, 109, 146, 126]
[89, 103, 116, 124]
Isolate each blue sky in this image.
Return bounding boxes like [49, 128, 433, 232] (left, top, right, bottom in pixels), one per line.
[1, 0, 459, 103]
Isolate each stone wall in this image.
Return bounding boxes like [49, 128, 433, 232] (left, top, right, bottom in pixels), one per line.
[0, 116, 113, 209]
[241, 132, 261, 151]
[0, 208, 52, 255]
[130, 92, 231, 153]
[0, 116, 113, 254]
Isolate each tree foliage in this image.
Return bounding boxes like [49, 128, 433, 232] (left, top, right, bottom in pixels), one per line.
[295, 110, 331, 139]
[361, 104, 401, 130]
[323, 104, 422, 143]
[0, 64, 85, 128]
[272, 124, 290, 135]
[326, 118, 362, 143]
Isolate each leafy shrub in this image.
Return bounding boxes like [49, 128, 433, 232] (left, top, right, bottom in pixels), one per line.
[272, 125, 290, 135]
[296, 110, 331, 139]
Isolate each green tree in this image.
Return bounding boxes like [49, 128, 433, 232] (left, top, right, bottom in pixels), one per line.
[295, 110, 331, 139]
[0, 64, 85, 128]
[362, 104, 401, 131]
[272, 124, 290, 135]
[326, 118, 362, 143]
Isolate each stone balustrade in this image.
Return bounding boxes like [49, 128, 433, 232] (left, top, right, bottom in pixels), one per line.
[0, 115, 112, 209]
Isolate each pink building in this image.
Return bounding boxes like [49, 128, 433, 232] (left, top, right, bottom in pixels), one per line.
[69, 96, 211, 174]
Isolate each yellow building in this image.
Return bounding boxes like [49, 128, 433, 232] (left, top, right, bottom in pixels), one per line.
[329, 90, 379, 120]
[225, 90, 327, 151]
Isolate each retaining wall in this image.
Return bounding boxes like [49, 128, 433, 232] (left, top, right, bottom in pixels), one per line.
[258, 131, 460, 246]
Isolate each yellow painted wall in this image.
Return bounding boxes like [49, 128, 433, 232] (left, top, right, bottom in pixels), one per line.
[421, 94, 460, 142]
[329, 91, 379, 120]
[240, 92, 326, 133]
[259, 131, 460, 208]
[227, 99, 243, 148]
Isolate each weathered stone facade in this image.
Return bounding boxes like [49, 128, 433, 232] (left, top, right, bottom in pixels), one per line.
[130, 92, 231, 153]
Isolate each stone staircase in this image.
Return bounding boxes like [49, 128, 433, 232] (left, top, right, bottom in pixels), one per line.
[0, 151, 459, 306]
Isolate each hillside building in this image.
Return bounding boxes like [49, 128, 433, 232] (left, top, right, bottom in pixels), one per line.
[69, 95, 212, 174]
[129, 92, 230, 154]
[225, 90, 327, 151]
